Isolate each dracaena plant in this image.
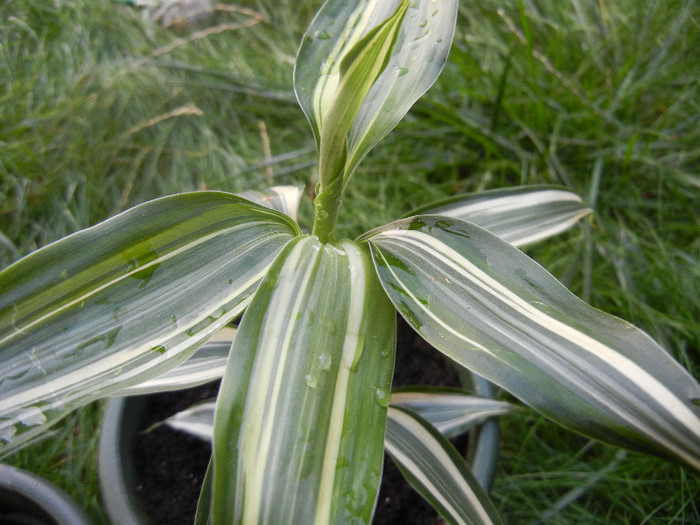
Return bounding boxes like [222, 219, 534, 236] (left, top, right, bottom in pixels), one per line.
[1, 0, 699, 524]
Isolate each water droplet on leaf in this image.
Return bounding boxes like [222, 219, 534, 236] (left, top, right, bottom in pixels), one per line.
[305, 374, 318, 389]
[374, 387, 391, 408]
[318, 353, 332, 370]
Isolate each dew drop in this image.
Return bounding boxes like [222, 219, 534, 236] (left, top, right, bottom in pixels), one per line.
[305, 374, 318, 389]
[419, 19, 428, 27]
[318, 353, 332, 371]
[397, 66, 409, 77]
[317, 30, 331, 40]
[319, 209, 329, 220]
[19, 406, 47, 427]
[374, 387, 391, 408]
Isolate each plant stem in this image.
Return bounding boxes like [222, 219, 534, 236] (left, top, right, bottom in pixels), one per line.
[312, 177, 343, 244]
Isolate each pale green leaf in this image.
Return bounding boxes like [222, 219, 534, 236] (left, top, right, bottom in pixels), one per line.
[406, 185, 592, 247]
[209, 235, 396, 524]
[364, 216, 700, 473]
[115, 327, 235, 396]
[386, 406, 503, 525]
[165, 398, 217, 442]
[391, 388, 514, 438]
[0, 192, 299, 457]
[236, 185, 304, 223]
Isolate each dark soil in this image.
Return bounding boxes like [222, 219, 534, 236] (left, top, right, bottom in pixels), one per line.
[132, 316, 462, 524]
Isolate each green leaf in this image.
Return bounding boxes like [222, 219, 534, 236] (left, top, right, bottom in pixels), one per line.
[0, 192, 299, 457]
[364, 215, 700, 473]
[405, 185, 593, 247]
[209, 235, 396, 524]
[294, 0, 458, 181]
[385, 406, 504, 525]
[391, 387, 514, 438]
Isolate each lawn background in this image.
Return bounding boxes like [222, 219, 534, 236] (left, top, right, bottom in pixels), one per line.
[1, 0, 699, 523]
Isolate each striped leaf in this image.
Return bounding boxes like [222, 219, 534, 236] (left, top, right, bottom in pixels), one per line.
[391, 388, 514, 438]
[385, 406, 503, 525]
[0, 192, 299, 458]
[363, 216, 700, 472]
[236, 185, 304, 223]
[165, 398, 217, 443]
[294, 0, 458, 180]
[406, 185, 593, 247]
[209, 235, 396, 524]
[162, 388, 511, 445]
[115, 334, 233, 396]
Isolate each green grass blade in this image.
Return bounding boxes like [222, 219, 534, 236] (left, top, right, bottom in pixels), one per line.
[364, 216, 700, 473]
[405, 185, 592, 247]
[0, 192, 299, 458]
[210, 235, 396, 524]
[385, 405, 504, 525]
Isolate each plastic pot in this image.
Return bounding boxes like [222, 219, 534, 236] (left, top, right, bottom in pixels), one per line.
[0, 464, 94, 525]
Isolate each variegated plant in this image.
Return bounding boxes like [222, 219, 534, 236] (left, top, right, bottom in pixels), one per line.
[1, 1, 698, 524]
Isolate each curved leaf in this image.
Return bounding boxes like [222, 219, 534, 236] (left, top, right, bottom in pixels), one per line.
[236, 185, 304, 223]
[294, 0, 458, 179]
[385, 406, 503, 525]
[0, 192, 299, 457]
[115, 329, 234, 396]
[364, 216, 700, 473]
[391, 388, 514, 438]
[165, 398, 217, 443]
[209, 236, 396, 524]
[405, 185, 592, 247]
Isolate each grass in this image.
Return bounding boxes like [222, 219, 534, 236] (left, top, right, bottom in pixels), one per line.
[1, 0, 699, 523]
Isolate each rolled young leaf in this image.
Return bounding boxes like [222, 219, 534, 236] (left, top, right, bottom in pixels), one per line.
[385, 406, 503, 525]
[405, 185, 592, 247]
[363, 216, 700, 473]
[209, 235, 396, 524]
[0, 192, 299, 457]
[294, 0, 458, 181]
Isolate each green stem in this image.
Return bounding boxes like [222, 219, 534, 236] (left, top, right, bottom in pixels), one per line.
[312, 177, 343, 244]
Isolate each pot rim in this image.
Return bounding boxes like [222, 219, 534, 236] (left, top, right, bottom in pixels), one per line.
[0, 463, 94, 525]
